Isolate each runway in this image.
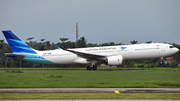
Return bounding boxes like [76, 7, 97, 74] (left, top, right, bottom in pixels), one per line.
[0, 88, 180, 93]
[0, 99, 180, 101]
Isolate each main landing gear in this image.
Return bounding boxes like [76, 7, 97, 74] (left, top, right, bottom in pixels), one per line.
[87, 65, 97, 70]
[87, 60, 97, 70]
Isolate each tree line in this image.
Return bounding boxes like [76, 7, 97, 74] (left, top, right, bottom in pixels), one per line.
[0, 37, 179, 68]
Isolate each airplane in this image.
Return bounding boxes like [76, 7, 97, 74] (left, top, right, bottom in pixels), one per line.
[2, 30, 179, 70]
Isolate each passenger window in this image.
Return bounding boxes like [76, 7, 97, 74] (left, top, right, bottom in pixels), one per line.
[169, 46, 174, 48]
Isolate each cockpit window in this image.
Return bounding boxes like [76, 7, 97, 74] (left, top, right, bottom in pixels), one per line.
[169, 46, 174, 48]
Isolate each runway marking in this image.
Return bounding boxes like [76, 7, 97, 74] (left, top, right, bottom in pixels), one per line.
[115, 90, 119, 93]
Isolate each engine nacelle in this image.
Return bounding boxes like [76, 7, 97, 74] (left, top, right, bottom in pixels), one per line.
[107, 55, 123, 65]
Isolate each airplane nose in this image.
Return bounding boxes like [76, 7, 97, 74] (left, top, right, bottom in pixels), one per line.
[175, 48, 179, 53]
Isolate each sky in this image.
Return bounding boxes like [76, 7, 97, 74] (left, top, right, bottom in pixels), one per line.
[0, 0, 180, 44]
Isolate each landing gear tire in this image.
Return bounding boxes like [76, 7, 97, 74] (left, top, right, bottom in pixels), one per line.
[87, 66, 91, 70]
[93, 65, 97, 70]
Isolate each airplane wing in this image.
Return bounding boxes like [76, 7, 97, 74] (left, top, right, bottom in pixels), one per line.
[66, 49, 106, 60]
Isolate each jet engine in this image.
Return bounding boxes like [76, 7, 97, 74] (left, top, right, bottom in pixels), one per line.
[106, 55, 123, 65]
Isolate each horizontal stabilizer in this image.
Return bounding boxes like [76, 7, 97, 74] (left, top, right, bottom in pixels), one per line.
[5, 53, 25, 59]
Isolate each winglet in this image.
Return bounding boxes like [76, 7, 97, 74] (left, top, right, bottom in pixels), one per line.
[57, 46, 65, 50]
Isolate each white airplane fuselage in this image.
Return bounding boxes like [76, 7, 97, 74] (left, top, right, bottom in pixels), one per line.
[35, 43, 178, 64]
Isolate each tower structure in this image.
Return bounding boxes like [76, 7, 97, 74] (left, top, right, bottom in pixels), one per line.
[76, 23, 79, 42]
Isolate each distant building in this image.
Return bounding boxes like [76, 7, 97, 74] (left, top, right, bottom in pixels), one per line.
[164, 57, 174, 64]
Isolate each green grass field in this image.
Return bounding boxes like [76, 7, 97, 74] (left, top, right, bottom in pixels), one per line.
[0, 67, 180, 88]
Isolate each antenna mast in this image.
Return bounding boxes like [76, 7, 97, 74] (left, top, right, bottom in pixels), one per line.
[76, 23, 79, 42]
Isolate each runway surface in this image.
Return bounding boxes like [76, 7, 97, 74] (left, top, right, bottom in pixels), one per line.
[0, 88, 180, 93]
[0, 99, 180, 101]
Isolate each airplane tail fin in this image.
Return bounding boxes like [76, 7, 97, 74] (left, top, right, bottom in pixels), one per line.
[2, 30, 37, 54]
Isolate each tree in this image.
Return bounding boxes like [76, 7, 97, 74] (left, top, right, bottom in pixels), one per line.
[39, 38, 46, 51]
[45, 41, 51, 50]
[146, 41, 152, 43]
[116, 42, 123, 45]
[169, 60, 178, 68]
[143, 59, 154, 67]
[130, 40, 138, 44]
[4, 45, 12, 67]
[109, 42, 115, 46]
[99, 43, 111, 46]
[76, 37, 87, 48]
[122, 60, 134, 67]
[40, 38, 45, 42]
[87, 43, 98, 47]
[0, 40, 4, 67]
[65, 41, 75, 49]
[172, 43, 180, 64]
[26, 37, 34, 41]
[59, 38, 69, 42]
[57, 38, 70, 49]
[26, 37, 36, 48]
[39, 45, 45, 51]
[51, 42, 57, 50]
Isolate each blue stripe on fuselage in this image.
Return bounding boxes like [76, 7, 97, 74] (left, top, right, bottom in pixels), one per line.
[22, 53, 59, 65]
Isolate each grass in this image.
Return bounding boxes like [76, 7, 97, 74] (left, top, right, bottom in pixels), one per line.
[0, 68, 180, 88]
[0, 93, 180, 99]
[0, 67, 86, 70]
